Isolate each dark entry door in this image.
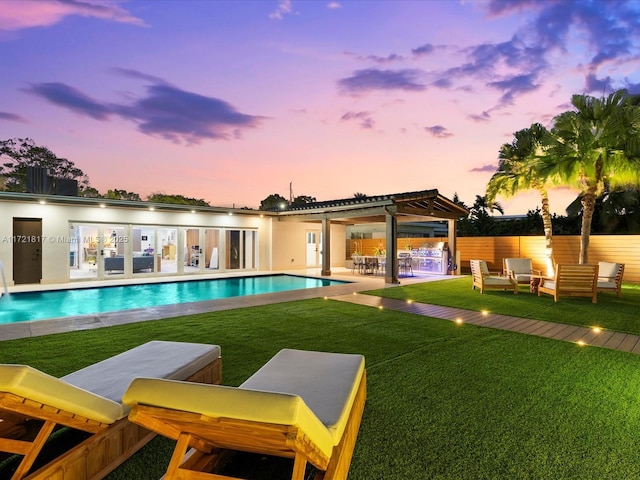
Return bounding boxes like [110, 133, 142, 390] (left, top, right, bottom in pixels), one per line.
[13, 218, 43, 284]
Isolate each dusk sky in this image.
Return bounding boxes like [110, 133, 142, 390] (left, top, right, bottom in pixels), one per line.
[1, 0, 639, 214]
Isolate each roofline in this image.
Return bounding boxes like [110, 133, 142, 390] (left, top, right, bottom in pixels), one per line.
[0, 191, 277, 217]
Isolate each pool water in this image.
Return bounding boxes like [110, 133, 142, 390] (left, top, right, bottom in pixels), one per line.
[0, 275, 346, 324]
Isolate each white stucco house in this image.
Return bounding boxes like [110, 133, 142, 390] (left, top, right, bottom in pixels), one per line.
[0, 189, 468, 287]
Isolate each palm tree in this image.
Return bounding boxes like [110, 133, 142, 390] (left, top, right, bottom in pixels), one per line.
[543, 89, 640, 263]
[486, 123, 558, 271]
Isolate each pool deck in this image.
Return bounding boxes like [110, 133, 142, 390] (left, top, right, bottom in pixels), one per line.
[3, 270, 637, 355]
[0, 268, 440, 340]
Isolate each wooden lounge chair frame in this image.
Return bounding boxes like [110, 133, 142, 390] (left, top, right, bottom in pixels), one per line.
[470, 259, 517, 294]
[129, 371, 365, 480]
[0, 349, 222, 480]
[538, 264, 598, 303]
[126, 349, 366, 480]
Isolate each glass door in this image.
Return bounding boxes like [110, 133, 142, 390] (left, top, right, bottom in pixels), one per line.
[100, 226, 126, 278]
[204, 229, 221, 271]
[184, 228, 202, 273]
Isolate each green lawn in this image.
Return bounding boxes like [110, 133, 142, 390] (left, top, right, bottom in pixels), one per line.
[368, 276, 640, 335]
[2, 294, 640, 479]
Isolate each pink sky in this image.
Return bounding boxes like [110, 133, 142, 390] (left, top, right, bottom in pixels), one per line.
[1, 0, 639, 214]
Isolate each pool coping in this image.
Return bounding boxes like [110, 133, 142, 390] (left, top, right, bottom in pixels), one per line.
[1, 269, 416, 340]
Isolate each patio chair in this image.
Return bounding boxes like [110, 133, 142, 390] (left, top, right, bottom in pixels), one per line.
[503, 258, 541, 285]
[538, 264, 598, 303]
[0, 341, 221, 480]
[470, 259, 517, 294]
[596, 261, 624, 297]
[398, 254, 413, 276]
[123, 348, 366, 480]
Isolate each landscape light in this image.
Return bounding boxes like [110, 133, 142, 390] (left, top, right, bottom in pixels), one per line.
[592, 327, 601, 333]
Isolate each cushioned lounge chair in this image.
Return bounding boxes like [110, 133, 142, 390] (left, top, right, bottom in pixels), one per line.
[123, 348, 366, 480]
[470, 259, 517, 294]
[0, 341, 221, 480]
[597, 261, 624, 297]
[538, 264, 598, 303]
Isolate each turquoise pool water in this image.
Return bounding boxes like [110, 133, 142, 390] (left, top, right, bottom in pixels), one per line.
[0, 275, 347, 324]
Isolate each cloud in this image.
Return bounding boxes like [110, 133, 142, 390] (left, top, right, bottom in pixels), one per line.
[327, 1, 341, 9]
[484, 0, 640, 91]
[412, 43, 435, 57]
[109, 67, 168, 85]
[487, 73, 539, 106]
[0, 111, 28, 123]
[424, 125, 453, 139]
[623, 79, 640, 95]
[338, 68, 426, 93]
[343, 51, 405, 64]
[26, 79, 265, 144]
[468, 111, 492, 123]
[269, 0, 293, 20]
[341, 111, 374, 129]
[114, 84, 265, 143]
[26, 82, 112, 120]
[0, 0, 146, 31]
[471, 164, 498, 173]
[584, 73, 613, 94]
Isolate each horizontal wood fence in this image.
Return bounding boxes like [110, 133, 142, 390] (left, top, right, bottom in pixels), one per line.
[347, 236, 640, 283]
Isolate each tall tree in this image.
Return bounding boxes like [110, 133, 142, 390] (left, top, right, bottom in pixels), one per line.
[0, 138, 90, 191]
[486, 123, 559, 270]
[259, 193, 289, 210]
[543, 89, 640, 263]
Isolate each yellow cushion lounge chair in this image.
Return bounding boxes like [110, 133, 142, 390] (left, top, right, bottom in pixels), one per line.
[0, 341, 222, 480]
[123, 348, 366, 480]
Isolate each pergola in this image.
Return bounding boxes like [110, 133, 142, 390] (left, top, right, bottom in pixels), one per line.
[278, 189, 470, 284]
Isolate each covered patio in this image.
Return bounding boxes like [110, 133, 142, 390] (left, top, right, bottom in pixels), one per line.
[278, 189, 470, 284]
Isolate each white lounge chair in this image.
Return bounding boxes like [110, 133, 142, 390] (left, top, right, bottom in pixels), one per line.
[597, 261, 624, 297]
[470, 259, 517, 294]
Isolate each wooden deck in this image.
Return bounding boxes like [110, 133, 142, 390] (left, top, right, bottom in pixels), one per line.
[333, 293, 640, 354]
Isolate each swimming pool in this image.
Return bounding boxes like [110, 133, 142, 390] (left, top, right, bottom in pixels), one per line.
[0, 275, 347, 324]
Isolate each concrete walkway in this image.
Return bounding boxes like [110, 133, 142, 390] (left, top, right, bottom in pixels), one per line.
[333, 292, 640, 354]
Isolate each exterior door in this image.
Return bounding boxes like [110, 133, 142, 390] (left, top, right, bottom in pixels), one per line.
[13, 218, 42, 284]
[306, 231, 322, 267]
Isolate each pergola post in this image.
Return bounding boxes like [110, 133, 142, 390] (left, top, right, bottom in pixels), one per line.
[385, 210, 399, 284]
[448, 218, 457, 275]
[321, 217, 331, 276]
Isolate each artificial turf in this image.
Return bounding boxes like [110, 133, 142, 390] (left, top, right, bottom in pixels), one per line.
[1, 296, 640, 479]
[367, 276, 640, 335]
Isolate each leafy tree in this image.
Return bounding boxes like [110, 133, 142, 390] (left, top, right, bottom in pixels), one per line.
[486, 123, 559, 267]
[259, 193, 289, 210]
[104, 189, 141, 201]
[542, 89, 640, 262]
[147, 193, 210, 206]
[292, 195, 316, 205]
[79, 186, 102, 198]
[0, 137, 89, 191]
